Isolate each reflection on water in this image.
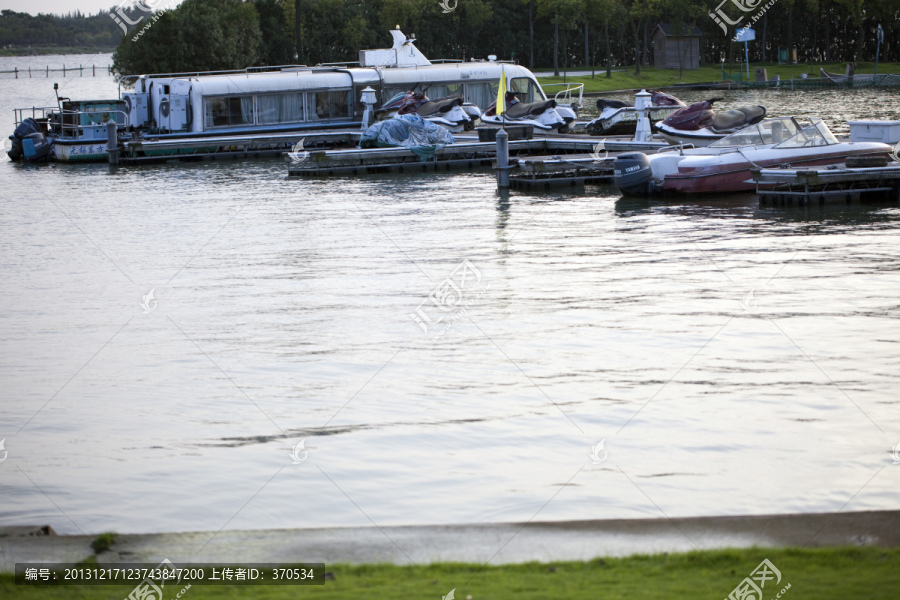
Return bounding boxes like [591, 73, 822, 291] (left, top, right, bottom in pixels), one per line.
[0, 56, 899, 537]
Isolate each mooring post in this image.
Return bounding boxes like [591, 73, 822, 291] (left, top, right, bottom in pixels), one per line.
[107, 121, 119, 165]
[496, 128, 510, 189]
[93, 65, 95, 77]
[14, 68, 17, 79]
[633, 89, 653, 142]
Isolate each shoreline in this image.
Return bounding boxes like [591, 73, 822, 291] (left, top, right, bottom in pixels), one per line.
[2, 510, 898, 571]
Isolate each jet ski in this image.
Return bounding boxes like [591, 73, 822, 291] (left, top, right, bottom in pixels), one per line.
[585, 91, 685, 136]
[480, 92, 567, 131]
[655, 97, 766, 146]
[613, 117, 891, 196]
[375, 90, 477, 133]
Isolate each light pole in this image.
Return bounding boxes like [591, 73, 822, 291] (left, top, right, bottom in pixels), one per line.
[874, 24, 884, 79]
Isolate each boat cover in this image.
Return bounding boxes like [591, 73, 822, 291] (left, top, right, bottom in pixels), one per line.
[359, 113, 454, 161]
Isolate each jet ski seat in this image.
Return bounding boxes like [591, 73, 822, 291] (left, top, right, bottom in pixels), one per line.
[738, 105, 766, 124]
[712, 109, 749, 130]
[416, 96, 463, 117]
[597, 99, 631, 110]
[504, 98, 556, 119]
[712, 105, 767, 130]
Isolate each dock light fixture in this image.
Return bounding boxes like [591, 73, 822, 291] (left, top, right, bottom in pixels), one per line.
[360, 86, 378, 129]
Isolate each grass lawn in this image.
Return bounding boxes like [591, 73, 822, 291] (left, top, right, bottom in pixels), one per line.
[537, 62, 900, 93]
[2, 546, 898, 600]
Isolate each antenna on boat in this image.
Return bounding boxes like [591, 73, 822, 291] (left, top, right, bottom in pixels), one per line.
[52, 82, 68, 111]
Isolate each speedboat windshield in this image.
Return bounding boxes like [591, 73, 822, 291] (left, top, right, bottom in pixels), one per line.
[773, 118, 839, 148]
[708, 117, 801, 148]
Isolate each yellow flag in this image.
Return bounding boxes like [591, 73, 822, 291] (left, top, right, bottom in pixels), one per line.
[496, 66, 506, 115]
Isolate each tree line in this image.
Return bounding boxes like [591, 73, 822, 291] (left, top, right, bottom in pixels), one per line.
[0, 9, 121, 49]
[2, 0, 895, 75]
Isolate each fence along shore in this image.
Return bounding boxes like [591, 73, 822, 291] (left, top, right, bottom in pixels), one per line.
[1, 65, 114, 78]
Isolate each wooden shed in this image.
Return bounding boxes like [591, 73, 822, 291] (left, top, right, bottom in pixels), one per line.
[651, 23, 701, 70]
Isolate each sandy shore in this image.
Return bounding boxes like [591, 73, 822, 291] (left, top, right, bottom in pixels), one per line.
[2, 510, 898, 571]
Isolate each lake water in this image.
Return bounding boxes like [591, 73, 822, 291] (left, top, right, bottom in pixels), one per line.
[1, 54, 899, 537]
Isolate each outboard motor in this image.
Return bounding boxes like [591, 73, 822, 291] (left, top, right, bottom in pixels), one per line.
[613, 152, 654, 196]
[7, 117, 42, 161]
[22, 132, 53, 162]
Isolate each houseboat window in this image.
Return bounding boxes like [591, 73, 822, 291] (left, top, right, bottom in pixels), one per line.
[425, 82, 463, 100]
[509, 78, 539, 103]
[309, 90, 350, 120]
[205, 96, 254, 128]
[464, 82, 500, 111]
[257, 93, 305, 124]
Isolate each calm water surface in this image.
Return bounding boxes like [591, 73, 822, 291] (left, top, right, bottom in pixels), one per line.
[1, 55, 899, 535]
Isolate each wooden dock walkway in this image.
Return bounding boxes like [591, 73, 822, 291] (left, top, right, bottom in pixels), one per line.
[511, 153, 617, 189]
[286, 133, 666, 179]
[118, 130, 361, 165]
[752, 164, 900, 206]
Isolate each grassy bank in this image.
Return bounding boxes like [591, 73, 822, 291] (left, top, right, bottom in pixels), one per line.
[537, 62, 900, 93]
[2, 546, 898, 599]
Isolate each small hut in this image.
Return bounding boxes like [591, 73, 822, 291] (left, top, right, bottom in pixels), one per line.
[651, 23, 701, 70]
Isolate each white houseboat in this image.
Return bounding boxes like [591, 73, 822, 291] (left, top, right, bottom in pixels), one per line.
[7, 29, 580, 163]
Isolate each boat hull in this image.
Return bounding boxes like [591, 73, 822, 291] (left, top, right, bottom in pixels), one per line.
[661, 147, 890, 194]
[52, 140, 109, 163]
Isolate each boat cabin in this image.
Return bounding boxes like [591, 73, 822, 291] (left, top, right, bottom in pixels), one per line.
[122, 29, 544, 136]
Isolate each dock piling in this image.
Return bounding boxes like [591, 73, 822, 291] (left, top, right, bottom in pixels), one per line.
[495, 128, 510, 189]
[107, 122, 119, 165]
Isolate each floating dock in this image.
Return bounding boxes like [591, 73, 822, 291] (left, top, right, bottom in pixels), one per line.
[116, 130, 360, 165]
[286, 133, 666, 180]
[511, 153, 616, 189]
[752, 164, 900, 206]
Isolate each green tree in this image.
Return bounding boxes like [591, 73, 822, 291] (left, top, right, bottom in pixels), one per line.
[112, 0, 262, 76]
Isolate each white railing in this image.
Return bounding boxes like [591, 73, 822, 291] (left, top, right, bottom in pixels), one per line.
[543, 83, 584, 108]
[14, 107, 129, 138]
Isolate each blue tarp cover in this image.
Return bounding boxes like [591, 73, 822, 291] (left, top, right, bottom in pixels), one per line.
[359, 114, 454, 161]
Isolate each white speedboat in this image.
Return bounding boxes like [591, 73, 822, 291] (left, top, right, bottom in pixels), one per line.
[613, 117, 892, 196]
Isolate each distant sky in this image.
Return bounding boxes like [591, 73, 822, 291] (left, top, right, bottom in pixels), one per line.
[0, 0, 186, 17]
